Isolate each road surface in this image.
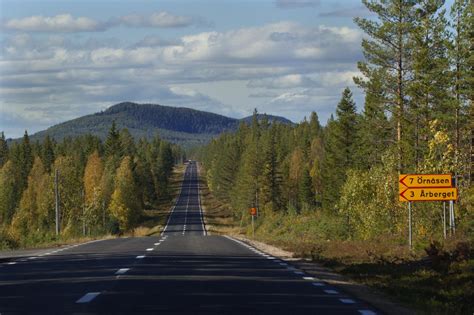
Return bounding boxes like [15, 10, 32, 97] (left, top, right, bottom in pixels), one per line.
[0, 162, 379, 314]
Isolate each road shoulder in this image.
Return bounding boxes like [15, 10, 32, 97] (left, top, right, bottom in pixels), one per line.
[232, 234, 416, 315]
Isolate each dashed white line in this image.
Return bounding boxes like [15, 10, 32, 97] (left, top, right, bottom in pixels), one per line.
[294, 271, 305, 275]
[76, 292, 101, 304]
[303, 276, 315, 280]
[279, 263, 288, 266]
[340, 298, 356, 304]
[6, 262, 17, 265]
[136, 255, 145, 259]
[154, 243, 161, 246]
[146, 248, 154, 252]
[312, 282, 325, 287]
[324, 289, 339, 294]
[358, 310, 377, 315]
[115, 268, 130, 275]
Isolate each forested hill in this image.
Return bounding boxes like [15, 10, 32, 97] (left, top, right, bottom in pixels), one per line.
[30, 102, 292, 146]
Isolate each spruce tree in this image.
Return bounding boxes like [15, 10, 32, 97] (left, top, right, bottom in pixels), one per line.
[336, 87, 359, 170]
[299, 166, 314, 208]
[105, 121, 122, 162]
[260, 126, 282, 212]
[355, 68, 390, 169]
[0, 132, 8, 168]
[42, 135, 55, 174]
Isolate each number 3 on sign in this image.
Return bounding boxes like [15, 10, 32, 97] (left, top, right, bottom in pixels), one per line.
[410, 191, 414, 197]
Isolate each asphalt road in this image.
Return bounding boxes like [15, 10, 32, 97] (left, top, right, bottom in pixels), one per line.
[0, 162, 379, 314]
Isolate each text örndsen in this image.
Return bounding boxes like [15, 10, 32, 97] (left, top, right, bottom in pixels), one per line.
[416, 176, 450, 185]
[419, 190, 455, 198]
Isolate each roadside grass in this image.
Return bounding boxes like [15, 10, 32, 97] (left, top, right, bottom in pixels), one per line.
[198, 170, 474, 314]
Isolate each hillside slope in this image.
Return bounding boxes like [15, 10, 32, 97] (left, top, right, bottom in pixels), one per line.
[30, 102, 292, 146]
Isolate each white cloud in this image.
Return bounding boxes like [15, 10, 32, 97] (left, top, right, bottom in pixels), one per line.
[4, 14, 104, 32]
[275, 0, 320, 9]
[119, 12, 195, 28]
[2, 12, 208, 33]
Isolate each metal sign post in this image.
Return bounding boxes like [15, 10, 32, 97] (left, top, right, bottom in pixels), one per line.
[408, 202, 412, 249]
[55, 169, 60, 236]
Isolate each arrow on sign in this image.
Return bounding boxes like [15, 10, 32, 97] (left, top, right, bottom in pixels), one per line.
[399, 174, 452, 189]
[399, 187, 457, 202]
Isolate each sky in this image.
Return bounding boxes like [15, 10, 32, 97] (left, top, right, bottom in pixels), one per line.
[0, 0, 376, 138]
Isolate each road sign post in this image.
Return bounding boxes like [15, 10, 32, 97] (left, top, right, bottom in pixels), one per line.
[408, 202, 412, 249]
[399, 174, 458, 248]
[250, 207, 257, 238]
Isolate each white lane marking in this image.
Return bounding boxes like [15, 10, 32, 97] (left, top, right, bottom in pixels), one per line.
[279, 263, 288, 266]
[6, 262, 17, 265]
[312, 282, 325, 287]
[340, 299, 356, 304]
[161, 169, 186, 236]
[287, 267, 297, 271]
[303, 276, 315, 280]
[76, 292, 101, 304]
[154, 243, 161, 246]
[273, 260, 282, 263]
[146, 248, 154, 251]
[266, 257, 276, 260]
[136, 255, 145, 259]
[358, 310, 377, 315]
[324, 289, 339, 294]
[196, 167, 207, 236]
[115, 268, 130, 275]
[28, 257, 38, 260]
[19, 259, 28, 262]
[294, 271, 305, 275]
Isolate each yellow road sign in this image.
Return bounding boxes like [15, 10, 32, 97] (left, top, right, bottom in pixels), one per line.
[399, 187, 457, 202]
[399, 174, 452, 189]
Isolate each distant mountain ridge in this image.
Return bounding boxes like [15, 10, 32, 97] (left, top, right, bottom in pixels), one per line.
[30, 102, 293, 147]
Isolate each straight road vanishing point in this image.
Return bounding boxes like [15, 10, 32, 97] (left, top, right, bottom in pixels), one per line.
[0, 162, 379, 314]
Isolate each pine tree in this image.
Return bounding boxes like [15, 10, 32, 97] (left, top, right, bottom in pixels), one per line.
[409, 0, 451, 170]
[450, 0, 474, 183]
[42, 135, 55, 174]
[355, 0, 418, 172]
[109, 156, 141, 232]
[0, 132, 8, 168]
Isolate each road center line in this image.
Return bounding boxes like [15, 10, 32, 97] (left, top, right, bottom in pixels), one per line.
[136, 255, 145, 259]
[76, 292, 101, 304]
[115, 268, 130, 275]
[324, 289, 339, 294]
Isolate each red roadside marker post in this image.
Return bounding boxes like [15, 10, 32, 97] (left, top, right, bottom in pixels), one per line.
[250, 207, 257, 238]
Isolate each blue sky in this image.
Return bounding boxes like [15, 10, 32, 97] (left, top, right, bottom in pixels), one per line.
[0, 0, 452, 138]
